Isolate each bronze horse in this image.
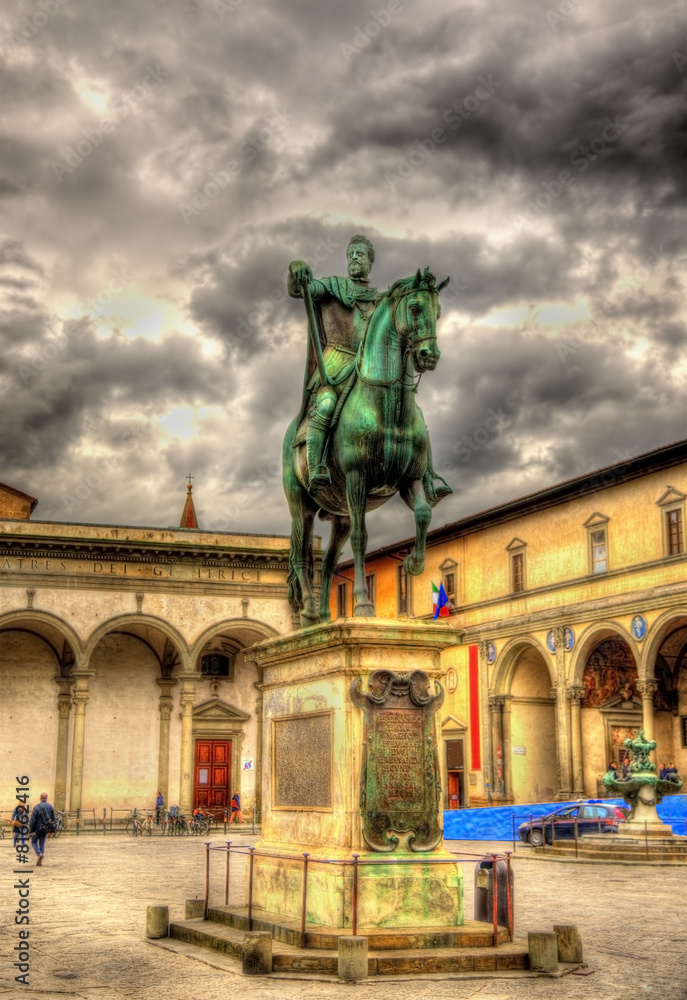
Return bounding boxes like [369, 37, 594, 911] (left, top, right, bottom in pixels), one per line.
[283, 268, 449, 625]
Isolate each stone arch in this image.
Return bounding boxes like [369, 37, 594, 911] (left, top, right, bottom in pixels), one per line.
[569, 621, 639, 687]
[189, 617, 279, 666]
[0, 610, 82, 809]
[491, 635, 554, 695]
[84, 613, 189, 668]
[492, 636, 557, 804]
[641, 610, 687, 774]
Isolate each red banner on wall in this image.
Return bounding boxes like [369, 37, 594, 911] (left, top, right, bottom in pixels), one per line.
[469, 644, 481, 770]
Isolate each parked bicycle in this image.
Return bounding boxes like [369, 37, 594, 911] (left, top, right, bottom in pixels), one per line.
[48, 810, 67, 838]
[126, 809, 153, 837]
[189, 811, 212, 836]
[160, 806, 189, 836]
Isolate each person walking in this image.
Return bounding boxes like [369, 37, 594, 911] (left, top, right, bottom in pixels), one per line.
[11, 801, 29, 849]
[229, 792, 243, 824]
[28, 792, 55, 866]
[155, 791, 163, 825]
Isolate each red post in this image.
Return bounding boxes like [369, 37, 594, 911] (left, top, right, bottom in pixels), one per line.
[352, 855, 359, 936]
[300, 853, 310, 948]
[504, 851, 513, 941]
[204, 842, 211, 918]
[491, 854, 498, 947]
[224, 842, 232, 906]
[248, 847, 255, 931]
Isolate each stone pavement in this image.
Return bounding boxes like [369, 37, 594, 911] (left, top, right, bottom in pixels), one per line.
[1, 831, 686, 1000]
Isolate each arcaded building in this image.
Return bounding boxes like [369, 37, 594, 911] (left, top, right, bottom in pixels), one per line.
[0, 482, 301, 820]
[331, 438, 687, 809]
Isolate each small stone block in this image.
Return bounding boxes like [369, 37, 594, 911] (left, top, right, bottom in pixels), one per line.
[528, 930, 558, 973]
[241, 931, 272, 975]
[185, 898, 205, 919]
[338, 936, 368, 981]
[145, 905, 169, 939]
[554, 924, 583, 963]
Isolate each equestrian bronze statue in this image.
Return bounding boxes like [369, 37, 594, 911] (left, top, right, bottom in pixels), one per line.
[283, 234, 451, 626]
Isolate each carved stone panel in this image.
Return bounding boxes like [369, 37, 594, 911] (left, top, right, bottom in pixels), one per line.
[272, 712, 332, 810]
[350, 669, 444, 853]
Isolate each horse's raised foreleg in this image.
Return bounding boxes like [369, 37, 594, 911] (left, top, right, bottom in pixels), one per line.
[400, 480, 432, 576]
[319, 514, 351, 622]
[346, 470, 375, 616]
[283, 426, 319, 627]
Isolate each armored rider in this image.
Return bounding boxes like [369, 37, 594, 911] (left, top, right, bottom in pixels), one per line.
[288, 234, 451, 504]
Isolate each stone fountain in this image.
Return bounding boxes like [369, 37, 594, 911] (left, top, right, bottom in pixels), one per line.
[602, 730, 683, 839]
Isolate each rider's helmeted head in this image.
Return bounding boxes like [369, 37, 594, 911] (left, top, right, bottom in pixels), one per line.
[347, 235, 374, 282]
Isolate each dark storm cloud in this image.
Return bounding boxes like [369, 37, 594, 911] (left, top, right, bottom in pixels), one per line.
[0, 0, 685, 540]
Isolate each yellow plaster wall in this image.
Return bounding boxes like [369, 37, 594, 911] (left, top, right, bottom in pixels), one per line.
[0, 632, 60, 803]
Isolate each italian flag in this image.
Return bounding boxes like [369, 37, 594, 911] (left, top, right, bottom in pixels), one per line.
[432, 582, 450, 619]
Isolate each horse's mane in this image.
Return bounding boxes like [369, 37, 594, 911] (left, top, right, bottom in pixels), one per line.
[384, 267, 438, 300]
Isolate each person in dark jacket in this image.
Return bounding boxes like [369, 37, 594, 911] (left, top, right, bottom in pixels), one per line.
[28, 792, 55, 866]
[11, 802, 29, 849]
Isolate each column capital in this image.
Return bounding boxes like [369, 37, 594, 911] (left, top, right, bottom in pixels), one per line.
[637, 678, 658, 698]
[566, 685, 584, 704]
[549, 686, 558, 702]
[179, 692, 195, 711]
[488, 694, 505, 711]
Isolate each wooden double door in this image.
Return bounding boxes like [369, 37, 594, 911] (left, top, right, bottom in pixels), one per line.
[194, 739, 231, 817]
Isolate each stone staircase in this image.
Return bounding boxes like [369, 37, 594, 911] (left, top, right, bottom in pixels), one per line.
[168, 904, 530, 976]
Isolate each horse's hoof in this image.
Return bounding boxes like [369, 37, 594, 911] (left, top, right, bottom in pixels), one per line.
[403, 554, 425, 576]
[354, 602, 376, 617]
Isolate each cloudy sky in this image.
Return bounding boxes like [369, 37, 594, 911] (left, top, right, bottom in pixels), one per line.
[1, 0, 686, 548]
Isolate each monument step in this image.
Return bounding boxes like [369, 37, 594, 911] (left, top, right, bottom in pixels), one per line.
[203, 904, 510, 949]
[168, 918, 529, 975]
[529, 843, 687, 863]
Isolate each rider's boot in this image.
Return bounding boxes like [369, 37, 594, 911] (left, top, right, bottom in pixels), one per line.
[307, 426, 332, 492]
[423, 470, 453, 507]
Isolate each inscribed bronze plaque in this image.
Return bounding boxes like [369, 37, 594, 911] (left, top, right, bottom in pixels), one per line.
[350, 669, 444, 852]
[272, 713, 332, 809]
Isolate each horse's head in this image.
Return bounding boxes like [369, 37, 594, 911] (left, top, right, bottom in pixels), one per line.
[391, 268, 450, 373]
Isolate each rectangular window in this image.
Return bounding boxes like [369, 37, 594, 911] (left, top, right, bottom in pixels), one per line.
[511, 552, 524, 593]
[667, 509, 683, 555]
[336, 582, 348, 618]
[443, 571, 456, 607]
[397, 565, 407, 615]
[365, 573, 376, 613]
[591, 529, 607, 573]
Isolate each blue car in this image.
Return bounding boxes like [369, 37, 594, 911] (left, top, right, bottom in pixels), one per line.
[518, 801, 628, 846]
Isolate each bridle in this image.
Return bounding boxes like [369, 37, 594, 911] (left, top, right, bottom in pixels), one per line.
[355, 282, 438, 390]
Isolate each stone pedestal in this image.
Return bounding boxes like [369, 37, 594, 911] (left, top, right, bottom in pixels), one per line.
[247, 619, 462, 931]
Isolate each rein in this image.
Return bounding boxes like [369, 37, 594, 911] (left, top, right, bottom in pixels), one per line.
[355, 285, 435, 390]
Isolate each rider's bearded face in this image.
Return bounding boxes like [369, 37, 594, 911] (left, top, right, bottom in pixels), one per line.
[347, 245, 371, 280]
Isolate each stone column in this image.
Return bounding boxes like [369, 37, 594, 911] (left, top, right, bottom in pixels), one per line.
[477, 642, 493, 802]
[253, 670, 264, 823]
[637, 679, 658, 758]
[488, 695, 505, 798]
[501, 694, 513, 800]
[68, 673, 92, 813]
[566, 685, 585, 796]
[178, 674, 196, 814]
[156, 679, 177, 806]
[53, 677, 73, 811]
[552, 627, 573, 799]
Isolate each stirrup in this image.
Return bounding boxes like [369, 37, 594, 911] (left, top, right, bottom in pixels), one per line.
[308, 465, 332, 491]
